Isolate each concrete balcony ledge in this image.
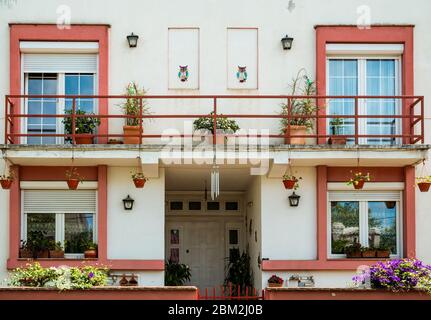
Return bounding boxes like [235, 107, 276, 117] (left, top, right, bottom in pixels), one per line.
[264, 287, 431, 300]
[0, 286, 199, 300]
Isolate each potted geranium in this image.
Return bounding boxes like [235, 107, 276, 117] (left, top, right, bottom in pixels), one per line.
[282, 174, 302, 190]
[416, 176, 431, 192]
[280, 69, 318, 145]
[347, 171, 371, 190]
[328, 118, 347, 145]
[193, 111, 240, 144]
[65, 167, 84, 190]
[376, 245, 391, 258]
[119, 82, 150, 144]
[84, 242, 98, 259]
[361, 247, 376, 258]
[131, 172, 148, 188]
[267, 275, 284, 287]
[345, 242, 362, 258]
[0, 172, 14, 189]
[62, 109, 100, 144]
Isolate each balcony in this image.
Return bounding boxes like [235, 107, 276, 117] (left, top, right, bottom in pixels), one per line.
[2, 94, 428, 168]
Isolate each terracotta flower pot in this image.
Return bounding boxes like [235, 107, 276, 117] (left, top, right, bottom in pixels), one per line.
[19, 249, 33, 259]
[268, 282, 283, 288]
[376, 250, 390, 258]
[417, 182, 431, 192]
[0, 179, 13, 189]
[361, 250, 376, 258]
[282, 179, 296, 189]
[123, 125, 143, 144]
[84, 249, 97, 259]
[330, 136, 347, 145]
[346, 251, 362, 258]
[49, 250, 65, 259]
[353, 179, 365, 190]
[37, 250, 50, 259]
[67, 179, 80, 190]
[284, 125, 307, 145]
[133, 178, 146, 188]
[75, 135, 94, 144]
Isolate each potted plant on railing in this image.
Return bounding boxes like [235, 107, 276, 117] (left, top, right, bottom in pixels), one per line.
[282, 174, 302, 190]
[65, 167, 84, 190]
[376, 245, 391, 258]
[131, 171, 148, 188]
[0, 171, 14, 190]
[193, 111, 240, 144]
[119, 82, 150, 144]
[267, 275, 284, 288]
[347, 171, 371, 190]
[345, 242, 362, 258]
[416, 176, 431, 192]
[361, 247, 377, 258]
[48, 240, 65, 259]
[328, 118, 347, 145]
[62, 109, 100, 144]
[84, 241, 98, 259]
[280, 69, 318, 145]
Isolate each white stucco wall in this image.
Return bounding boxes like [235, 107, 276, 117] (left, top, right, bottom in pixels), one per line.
[261, 167, 317, 260]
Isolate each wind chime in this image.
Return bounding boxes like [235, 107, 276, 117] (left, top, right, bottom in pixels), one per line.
[210, 154, 220, 200]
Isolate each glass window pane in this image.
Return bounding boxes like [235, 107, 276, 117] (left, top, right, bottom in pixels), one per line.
[367, 60, 380, 77]
[207, 202, 220, 211]
[229, 230, 239, 245]
[344, 60, 357, 77]
[170, 248, 179, 263]
[188, 201, 201, 210]
[170, 201, 183, 211]
[64, 213, 94, 254]
[28, 76, 42, 94]
[331, 201, 359, 254]
[225, 201, 239, 211]
[381, 60, 395, 77]
[80, 74, 94, 95]
[43, 75, 57, 95]
[27, 213, 56, 241]
[170, 229, 180, 244]
[65, 74, 79, 95]
[329, 60, 343, 77]
[368, 202, 397, 254]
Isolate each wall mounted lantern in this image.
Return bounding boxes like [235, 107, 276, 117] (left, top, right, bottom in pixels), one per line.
[123, 195, 135, 210]
[281, 34, 294, 50]
[288, 192, 300, 207]
[127, 33, 139, 48]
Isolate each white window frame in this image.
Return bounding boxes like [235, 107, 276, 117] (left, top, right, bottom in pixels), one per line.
[326, 55, 402, 144]
[21, 190, 98, 259]
[327, 190, 403, 259]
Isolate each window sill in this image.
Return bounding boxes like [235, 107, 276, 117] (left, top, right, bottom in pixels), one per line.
[8, 258, 99, 269]
[261, 259, 397, 271]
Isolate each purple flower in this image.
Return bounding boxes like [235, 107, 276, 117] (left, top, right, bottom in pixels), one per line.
[88, 272, 94, 279]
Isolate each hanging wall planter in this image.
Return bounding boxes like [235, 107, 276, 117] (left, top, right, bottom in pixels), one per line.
[416, 176, 431, 192]
[282, 174, 302, 190]
[0, 175, 13, 190]
[65, 167, 83, 190]
[131, 172, 148, 188]
[347, 172, 370, 190]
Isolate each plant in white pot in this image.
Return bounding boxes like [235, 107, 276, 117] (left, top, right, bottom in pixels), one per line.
[193, 112, 240, 144]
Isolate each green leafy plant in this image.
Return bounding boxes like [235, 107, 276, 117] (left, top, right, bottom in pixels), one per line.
[280, 69, 318, 132]
[25, 231, 51, 258]
[64, 231, 92, 253]
[347, 171, 371, 186]
[119, 82, 150, 126]
[193, 111, 240, 134]
[0, 171, 15, 181]
[282, 174, 302, 190]
[416, 176, 431, 183]
[9, 262, 56, 287]
[85, 241, 98, 251]
[65, 167, 84, 183]
[164, 260, 191, 286]
[268, 275, 283, 284]
[131, 171, 148, 180]
[48, 240, 63, 251]
[345, 242, 362, 255]
[62, 109, 100, 138]
[330, 118, 345, 135]
[224, 250, 253, 296]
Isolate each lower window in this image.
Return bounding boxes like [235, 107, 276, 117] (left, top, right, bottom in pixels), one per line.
[329, 191, 401, 258]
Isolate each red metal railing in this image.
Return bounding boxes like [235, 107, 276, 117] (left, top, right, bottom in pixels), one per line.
[4, 94, 425, 145]
[197, 284, 264, 300]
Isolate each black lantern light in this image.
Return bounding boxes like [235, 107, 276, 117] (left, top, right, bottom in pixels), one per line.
[281, 34, 294, 50]
[127, 33, 139, 48]
[288, 192, 300, 207]
[123, 195, 135, 210]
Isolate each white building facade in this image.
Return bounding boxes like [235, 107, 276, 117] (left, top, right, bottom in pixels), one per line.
[0, 0, 430, 292]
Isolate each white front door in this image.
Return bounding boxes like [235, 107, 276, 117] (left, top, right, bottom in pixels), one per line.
[166, 221, 225, 290]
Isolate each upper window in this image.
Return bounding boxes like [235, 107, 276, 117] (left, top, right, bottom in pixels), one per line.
[328, 191, 401, 258]
[327, 57, 400, 145]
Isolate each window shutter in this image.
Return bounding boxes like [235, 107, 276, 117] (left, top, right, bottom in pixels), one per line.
[23, 53, 97, 73]
[328, 191, 401, 201]
[23, 190, 96, 213]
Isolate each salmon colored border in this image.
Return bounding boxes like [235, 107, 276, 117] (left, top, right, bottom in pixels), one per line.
[9, 24, 109, 143]
[7, 165, 164, 271]
[262, 165, 416, 271]
[315, 25, 414, 144]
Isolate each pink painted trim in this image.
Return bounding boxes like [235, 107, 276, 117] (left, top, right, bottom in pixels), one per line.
[9, 24, 109, 143]
[8, 166, 20, 264]
[315, 25, 414, 144]
[20, 166, 98, 181]
[262, 259, 396, 271]
[105, 260, 165, 271]
[327, 167, 404, 182]
[97, 165, 108, 261]
[316, 166, 327, 261]
[404, 166, 416, 258]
